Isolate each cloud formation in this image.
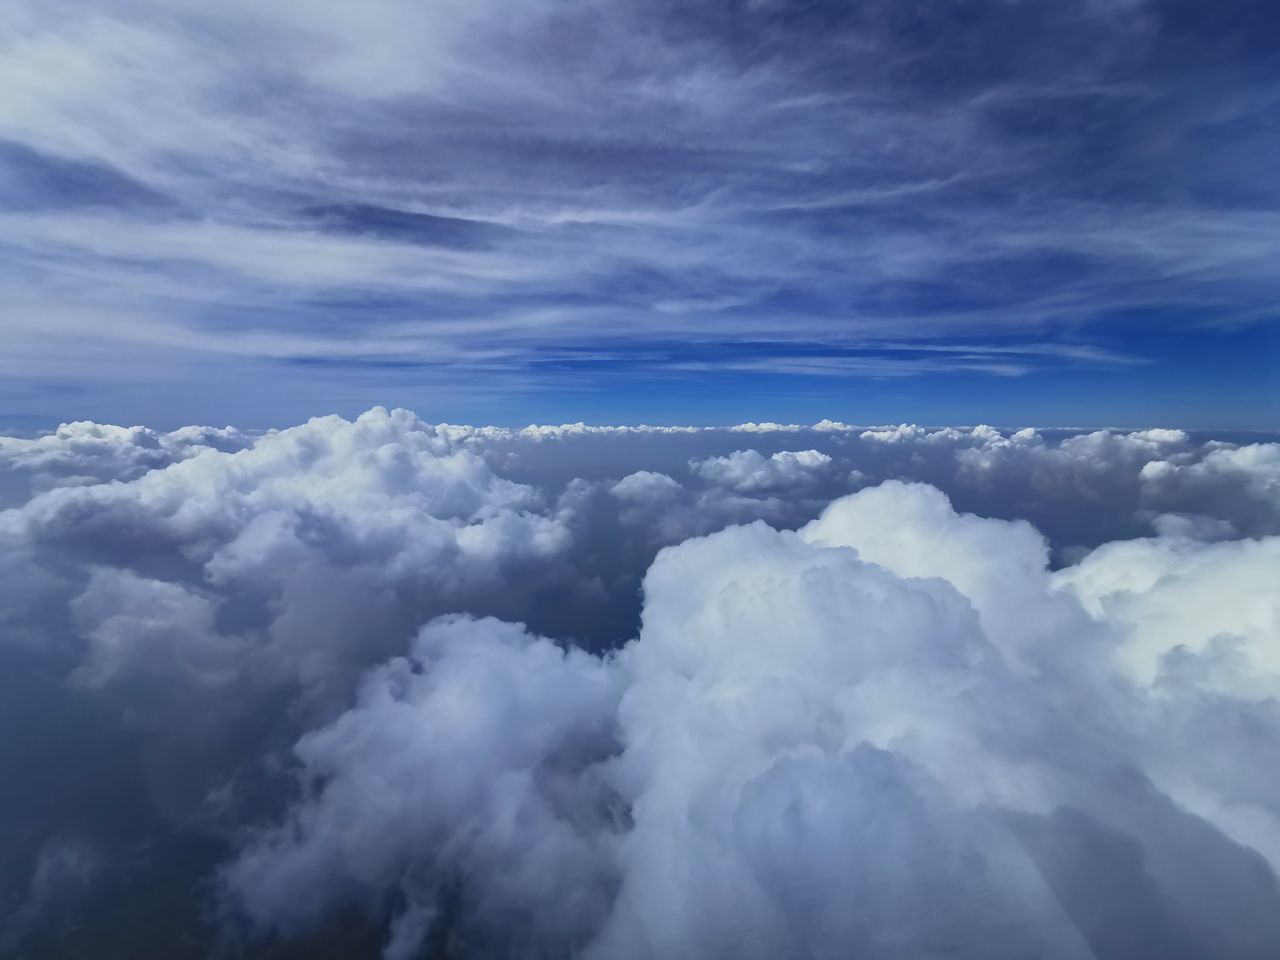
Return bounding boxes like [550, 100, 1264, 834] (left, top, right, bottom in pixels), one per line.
[690, 448, 834, 493]
[0, 418, 249, 503]
[223, 481, 1280, 959]
[2, 408, 1279, 957]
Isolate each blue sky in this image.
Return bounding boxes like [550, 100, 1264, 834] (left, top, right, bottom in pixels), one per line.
[1, 0, 1278, 429]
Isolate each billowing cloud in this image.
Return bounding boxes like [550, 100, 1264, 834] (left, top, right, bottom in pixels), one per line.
[0, 407, 572, 816]
[225, 615, 624, 960]
[2, 409, 1279, 957]
[0, 419, 249, 503]
[690, 448, 835, 493]
[219, 480, 1280, 959]
[1140, 442, 1280, 537]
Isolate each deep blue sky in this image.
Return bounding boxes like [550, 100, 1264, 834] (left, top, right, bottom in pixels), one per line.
[1, 0, 1278, 429]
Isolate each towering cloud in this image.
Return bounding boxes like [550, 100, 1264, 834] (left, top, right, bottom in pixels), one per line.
[222, 482, 1280, 960]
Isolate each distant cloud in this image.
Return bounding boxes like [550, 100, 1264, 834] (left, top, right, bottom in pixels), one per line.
[690, 448, 835, 492]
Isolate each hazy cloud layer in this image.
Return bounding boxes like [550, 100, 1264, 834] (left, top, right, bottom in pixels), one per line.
[2, 409, 1279, 957]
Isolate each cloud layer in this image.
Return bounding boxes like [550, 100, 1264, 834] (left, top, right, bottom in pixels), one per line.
[225, 481, 1280, 959]
[2, 408, 1279, 957]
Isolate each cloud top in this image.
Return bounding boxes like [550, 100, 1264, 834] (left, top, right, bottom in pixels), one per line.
[222, 481, 1280, 959]
[2, 409, 1279, 957]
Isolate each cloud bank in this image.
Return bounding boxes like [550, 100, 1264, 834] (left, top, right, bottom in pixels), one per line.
[224, 481, 1280, 960]
[2, 408, 1279, 957]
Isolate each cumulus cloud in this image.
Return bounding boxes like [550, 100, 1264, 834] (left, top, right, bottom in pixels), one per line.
[690, 448, 834, 493]
[225, 615, 624, 960]
[0, 419, 249, 503]
[955, 426, 1191, 497]
[1140, 442, 1280, 537]
[0, 406, 579, 832]
[846, 422, 1278, 548]
[3, 409, 1280, 957]
[219, 481, 1280, 960]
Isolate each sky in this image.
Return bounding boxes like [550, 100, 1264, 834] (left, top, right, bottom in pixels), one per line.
[2, 0, 1278, 430]
[5, 6, 1280, 954]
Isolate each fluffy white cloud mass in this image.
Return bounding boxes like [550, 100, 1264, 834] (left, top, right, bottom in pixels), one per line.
[690, 448, 835, 492]
[0, 419, 251, 503]
[223, 483, 1280, 960]
[2, 409, 1279, 958]
[1, 408, 565, 704]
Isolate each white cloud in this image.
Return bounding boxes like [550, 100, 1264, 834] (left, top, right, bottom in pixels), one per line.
[220, 479, 1280, 959]
[729, 421, 805, 433]
[4, 410, 1280, 957]
[956, 426, 1192, 498]
[609, 470, 683, 502]
[1056, 534, 1280, 684]
[690, 448, 834, 493]
[225, 615, 623, 958]
[0, 419, 248, 502]
[861, 423, 962, 443]
[0, 407, 570, 723]
[1140, 443, 1280, 536]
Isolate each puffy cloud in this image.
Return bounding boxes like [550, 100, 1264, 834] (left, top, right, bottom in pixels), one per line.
[3, 410, 1280, 957]
[1140, 443, 1280, 537]
[225, 616, 624, 959]
[594, 511, 1069, 959]
[1056, 532, 1280, 872]
[0, 406, 576, 819]
[823, 424, 1280, 554]
[797, 480, 1089, 676]
[0, 406, 616, 958]
[1148, 512, 1239, 541]
[954, 426, 1192, 507]
[729, 421, 805, 433]
[608, 470, 684, 503]
[811, 418, 856, 432]
[0, 419, 249, 503]
[220, 481, 1280, 959]
[1057, 534, 1280, 685]
[357, 417, 1280, 546]
[690, 448, 835, 493]
[444, 423, 707, 444]
[860, 423, 971, 444]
